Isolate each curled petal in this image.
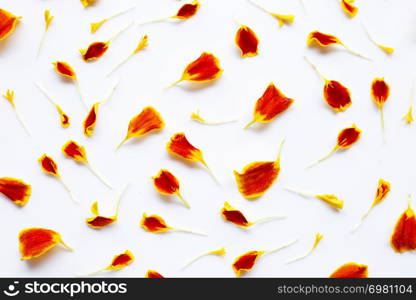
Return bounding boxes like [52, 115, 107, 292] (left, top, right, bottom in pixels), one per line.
[391, 203, 416, 253]
[57, 105, 70, 128]
[83, 103, 99, 137]
[62, 140, 88, 163]
[86, 216, 116, 229]
[174, 1, 200, 19]
[315, 194, 344, 210]
[107, 250, 134, 270]
[0, 177, 31, 206]
[53, 61, 76, 80]
[146, 270, 164, 278]
[371, 77, 390, 107]
[117, 106, 164, 149]
[140, 213, 170, 233]
[19, 228, 71, 260]
[172, 52, 222, 86]
[0, 9, 20, 41]
[340, 0, 358, 18]
[235, 25, 259, 57]
[323, 80, 352, 112]
[330, 262, 368, 278]
[38, 154, 59, 177]
[245, 83, 294, 128]
[307, 31, 341, 47]
[80, 41, 109, 62]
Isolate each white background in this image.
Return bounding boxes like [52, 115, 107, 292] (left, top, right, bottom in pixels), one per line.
[1, 0, 416, 278]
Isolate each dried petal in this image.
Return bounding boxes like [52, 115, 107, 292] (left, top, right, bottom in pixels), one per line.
[62, 140, 88, 163]
[234, 141, 284, 199]
[235, 25, 259, 57]
[80, 41, 109, 62]
[330, 262, 368, 278]
[152, 169, 190, 208]
[0, 177, 31, 206]
[245, 83, 294, 129]
[80, 0, 98, 8]
[170, 52, 223, 86]
[19, 228, 72, 260]
[173, 1, 200, 19]
[117, 106, 164, 149]
[340, 0, 358, 18]
[106, 250, 134, 270]
[53, 61, 77, 80]
[83, 103, 99, 137]
[391, 202, 416, 253]
[38, 154, 59, 177]
[146, 270, 164, 278]
[308, 124, 361, 167]
[0, 9, 20, 41]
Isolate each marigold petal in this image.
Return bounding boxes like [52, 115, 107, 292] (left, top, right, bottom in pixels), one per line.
[371, 77, 390, 107]
[53, 61, 76, 80]
[152, 169, 180, 195]
[166, 133, 204, 164]
[0, 177, 31, 206]
[323, 80, 352, 112]
[146, 270, 164, 278]
[140, 213, 170, 233]
[62, 140, 88, 163]
[221, 202, 251, 227]
[337, 124, 361, 148]
[235, 25, 259, 57]
[38, 154, 59, 177]
[330, 262, 368, 278]
[340, 0, 358, 18]
[106, 250, 134, 270]
[0, 9, 20, 41]
[80, 41, 109, 62]
[391, 203, 416, 253]
[174, 1, 200, 20]
[232, 251, 263, 277]
[83, 103, 100, 137]
[307, 31, 341, 47]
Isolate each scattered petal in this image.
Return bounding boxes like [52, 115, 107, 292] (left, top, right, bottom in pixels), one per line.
[19, 228, 72, 260]
[234, 140, 284, 199]
[80, 41, 109, 62]
[286, 187, 344, 210]
[140, 213, 205, 235]
[117, 106, 164, 149]
[90, 7, 135, 34]
[391, 202, 416, 253]
[235, 25, 259, 57]
[286, 233, 324, 263]
[308, 124, 361, 168]
[0, 9, 20, 41]
[152, 169, 190, 208]
[170, 52, 222, 87]
[182, 247, 226, 269]
[83, 103, 99, 136]
[330, 263, 368, 278]
[340, 0, 358, 18]
[371, 77, 390, 136]
[80, 0, 98, 8]
[245, 83, 294, 129]
[37, 10, 53, 58]
[2, 89, 31, 136]
[146, 270, 164, 278]
[362, 23, 394, 54]
[247, 0, 294, 27]
[53, 61, 76, 80]
[0, 177, 31, 206]
[191, 109, 236, 125]
[173, 1, 200, 19]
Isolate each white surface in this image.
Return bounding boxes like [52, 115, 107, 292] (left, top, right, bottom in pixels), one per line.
[0, 0, 416, 278]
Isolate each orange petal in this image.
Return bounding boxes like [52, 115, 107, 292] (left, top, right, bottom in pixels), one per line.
[173, 52, 222, 85]
[173, 1, 200, 19]
[19, 228, 71, 260]
[323, 80, 352, 112]
[391, 203, 416, 253]
[106, 250, 134, 270]
[340, 0, 358, 18]
[118, 106, 164, 149]
[140, 213, 171, 233]
[336, 124, 361, 148]
[235, 25, 259, 57]
[0, 177, 31, 206]
[221, 202, 251, 227]
[53, 61, 77, 80]
[0, 9, 20, 41]
[57, 105, 70, 128]
[246, 83, 294, 128]
[80, 41, 109, 62]
[374, 179, 390, 207]
[371, 77, 390, 107]
[307, 31, 341, 47]
[146, 270, 164, 278]
[83, 103, 100, 137]
[62, 140, 88, 163]
[166, 132, 205, 164]
[86, 216, 117, 229]
[232, 251, 264, 277]
[38, 154, 59, 177]
[152, 169, 180, 195]
[330, 262, 368, 278]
